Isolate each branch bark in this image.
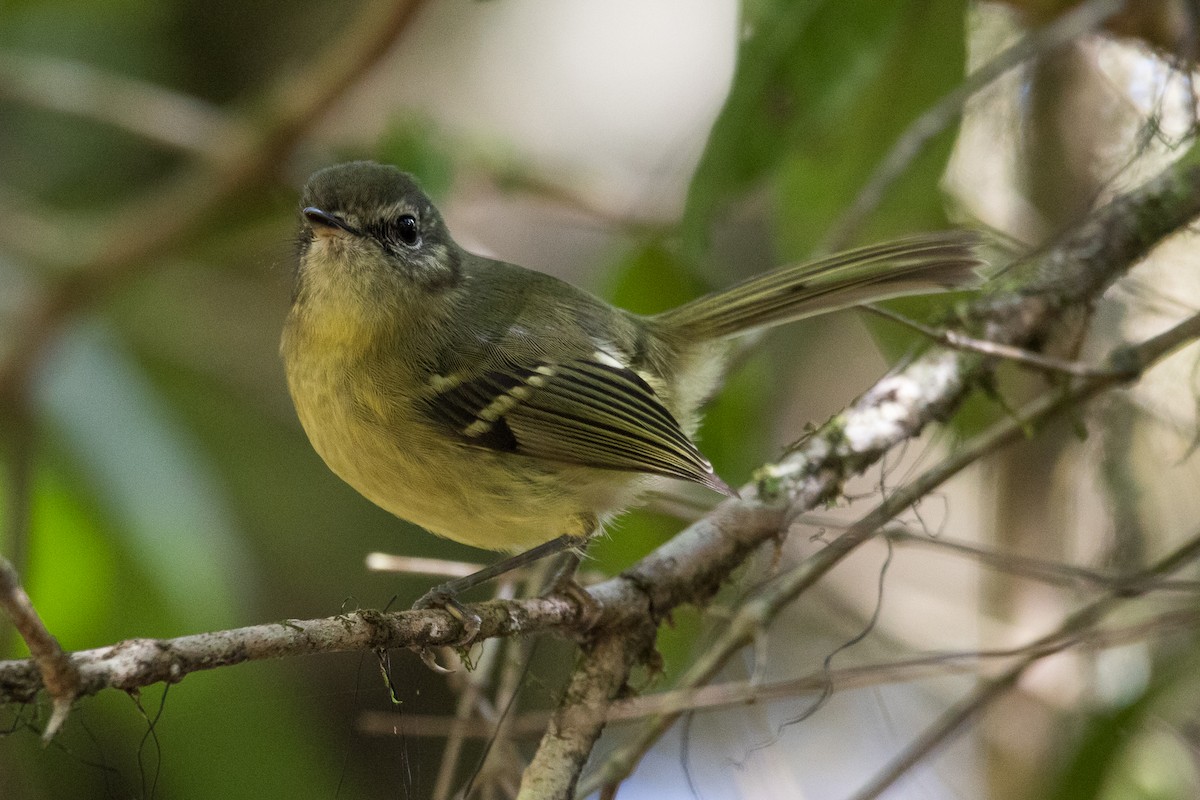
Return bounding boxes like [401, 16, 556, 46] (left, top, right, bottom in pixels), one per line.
[518, 624, 656, 800]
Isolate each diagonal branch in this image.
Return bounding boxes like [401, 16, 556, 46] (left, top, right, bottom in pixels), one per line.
[580, 307, 1200, 797]
[0, 557, 75, 740]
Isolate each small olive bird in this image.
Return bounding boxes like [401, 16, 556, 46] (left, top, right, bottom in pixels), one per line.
[282, 161, 979, 622]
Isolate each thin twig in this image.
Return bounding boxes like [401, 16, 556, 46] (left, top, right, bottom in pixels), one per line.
[863, 303, 1132, 378]
[848, 529, 1200, 800]
[366, 553, 486, 578]
[887, 528, 1200, 592]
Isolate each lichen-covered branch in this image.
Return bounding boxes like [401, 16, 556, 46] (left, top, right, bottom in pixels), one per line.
[518, 624, 656, 800]
[582, 307, 1200, 796]
[0, 597, 583, 704]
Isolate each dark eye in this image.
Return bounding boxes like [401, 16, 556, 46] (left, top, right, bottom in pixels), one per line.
[394, 214, 420, 246]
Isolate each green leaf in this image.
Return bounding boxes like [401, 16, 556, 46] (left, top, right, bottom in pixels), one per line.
[10, 464, 117, 655]
[1048, 645, 1200, 800]
[604, 239, 710, 315]
[684, 0, 967, 254]
[373, 116, 456, 199]
[682, 0, 839, 253]
[34, 321, 252, 628]
[772, 0, 969, 254]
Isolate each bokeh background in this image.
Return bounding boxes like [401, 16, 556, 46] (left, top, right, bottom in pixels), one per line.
[3, 1, 1200, 798]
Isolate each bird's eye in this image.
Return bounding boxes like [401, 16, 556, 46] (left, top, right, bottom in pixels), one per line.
[394, 214, 420, 247]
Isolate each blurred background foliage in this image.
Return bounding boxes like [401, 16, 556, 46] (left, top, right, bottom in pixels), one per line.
[2, 1, 1200, 798]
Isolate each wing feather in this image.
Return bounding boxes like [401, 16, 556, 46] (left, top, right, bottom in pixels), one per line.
[424, 356, 734, 495]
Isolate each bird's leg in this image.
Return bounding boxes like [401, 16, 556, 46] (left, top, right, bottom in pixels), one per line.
[413, 533, 589, 644]
[543, 549, 584, 594]
[541, 547, 602, 630]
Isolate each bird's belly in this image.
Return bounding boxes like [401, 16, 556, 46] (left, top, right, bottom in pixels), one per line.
[289, 371, 631, 552]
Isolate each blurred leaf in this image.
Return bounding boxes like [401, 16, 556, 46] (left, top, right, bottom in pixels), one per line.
[1048, 644, 1200, 800]
[700, 353, 776, 483]
[772, 0, 970, 370]
[13, 464, 117, 655]
[1050, 688, 1155, 800]
[33, 321, 252, 629]
[684, 0, 967, 256]
[680, 0, 971, 416]
[3, 665, 355, 800]
[152, 667, 359, 800]
[590, 507, 683, 575]
[605, 239, 709, 314]
[374, 116, 457, 200]
[682, 0, 835, 253]
[772, 0, 968, 253]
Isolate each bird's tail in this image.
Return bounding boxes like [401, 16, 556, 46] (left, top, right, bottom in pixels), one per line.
[653, 232, 983, 340]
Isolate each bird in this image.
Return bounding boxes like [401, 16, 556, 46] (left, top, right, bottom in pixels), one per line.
[281, 161, 981, 622]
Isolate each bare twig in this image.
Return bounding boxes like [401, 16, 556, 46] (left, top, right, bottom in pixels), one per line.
[359, 605, 1200, 739]
[849, 529, 1200, 800]
[887, 528, 1200, 592]
[863, 303, 1133, 378]
[366, 553, 486, 578]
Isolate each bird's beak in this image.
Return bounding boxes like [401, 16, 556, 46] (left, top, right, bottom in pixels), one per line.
[303, 207, 357, 236]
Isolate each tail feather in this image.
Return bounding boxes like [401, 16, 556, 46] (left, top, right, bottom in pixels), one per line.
[655, 232, 983, 340]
